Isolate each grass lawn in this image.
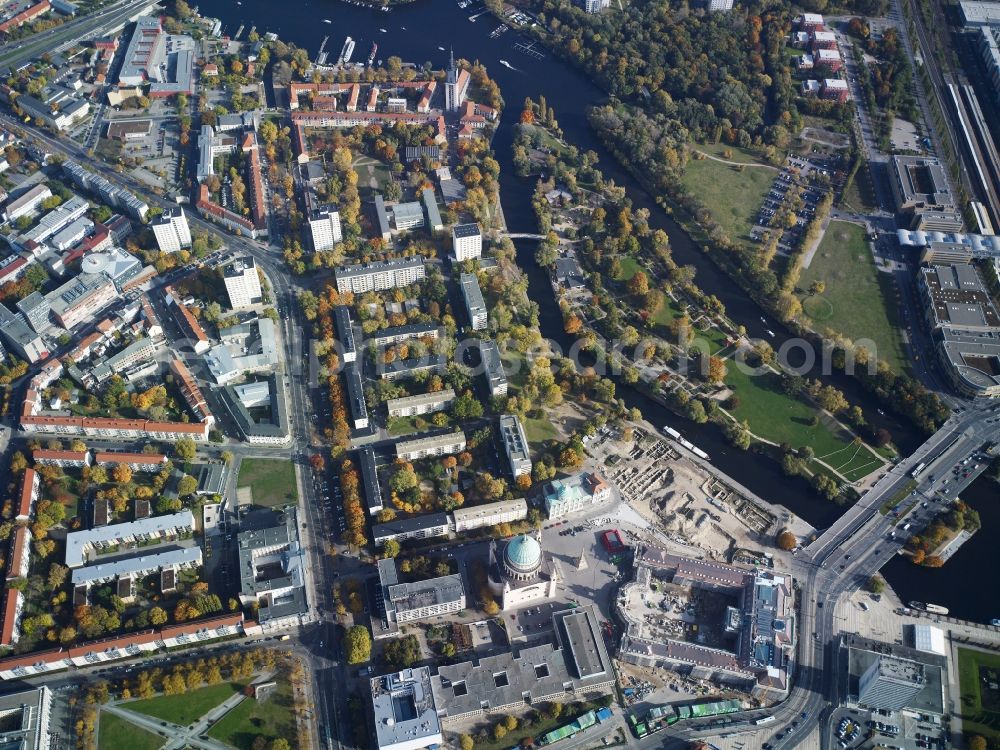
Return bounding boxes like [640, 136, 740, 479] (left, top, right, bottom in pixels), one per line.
[958, 647, 1000, 739]
[124, 683, 241, 726]
[207, 680, 296, 750]
[523, 417, 558, 445]
[237, 459, 298, 508]
[613, 256, 642, 282]
[724, 365, 882, 482]
[681, 145, 776, 241]
[521, 123, 569, 156]
[353, 155, 393, 196]
[387, 413, 451, 436]
[650, 300, 682, 330]
[98, 712, 163, 750]
[799, 221, 909, 374]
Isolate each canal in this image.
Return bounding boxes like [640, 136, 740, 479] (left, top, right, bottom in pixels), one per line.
[197, 0, 997, 621]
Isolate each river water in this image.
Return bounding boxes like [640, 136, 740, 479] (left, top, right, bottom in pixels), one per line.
[196, 0, 998, 622]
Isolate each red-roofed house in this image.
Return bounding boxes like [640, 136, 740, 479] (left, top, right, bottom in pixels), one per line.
[0, 590, 24, 647]
[16, 469, 38, 522]
[6, 526, 31, 581]
[33, 449, 91, 468]
[93, 452, 167, 472]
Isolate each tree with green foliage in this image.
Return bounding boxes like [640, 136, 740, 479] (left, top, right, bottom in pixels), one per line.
[344, 625, 372, 665]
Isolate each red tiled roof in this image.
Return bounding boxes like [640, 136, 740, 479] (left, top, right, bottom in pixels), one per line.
[33, 449, 88, 462]
[7, 527, 29, 581]
[17, 468, 36, 519]
[93, 452, 167, 465]
[0, 0, 50, 34]
[0, 590, 20, 646]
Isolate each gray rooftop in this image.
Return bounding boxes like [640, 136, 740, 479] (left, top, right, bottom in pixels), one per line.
[371, 667, 443, 750]
[452, 222, 480, 239]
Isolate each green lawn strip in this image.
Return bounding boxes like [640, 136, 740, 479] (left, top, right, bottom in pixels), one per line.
[98, 712, 164, 750]
[879, 480, 918, 515]
[723, 365, 860, 461]
[798, 221, 909, 374]
[207, 681, 296, 750]
[680, 148, 775, 241]
[523, 417, 558, 445]
[123, 683, 241, 726]
[237, 458, 298, 508]
[957, 647, 1000, 740]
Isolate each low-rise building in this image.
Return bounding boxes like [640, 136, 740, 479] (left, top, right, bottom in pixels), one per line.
[334, 306, 358, 363]
[371, 667, 443, 750]
[395, 431, 466, 461]
[372, 513, 451, 547]
[237, 509, 309, 630]
[543, 472, 612, 519]
[386, 389, 456, 418]
[4, 184, 52, 222]
[93, 451, 168, 472]
[334, 256, 426, 295]
[360, 447, 383, 515]
[376, 557, 465, 637]
[499, 414, 531, 477]
[32, 449, 91, 468]
[219, 374, 290, 446]
[64, 510, 194, 568]
[70, 546, 202, 588]
[380, 354, 447, 381]
[370, 322, 439, 349]
[451, 498, 527, 533]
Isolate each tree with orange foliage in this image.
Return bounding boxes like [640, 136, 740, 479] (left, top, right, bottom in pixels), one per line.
[564, 315, 583, 334]
[516, 474, 532, 491]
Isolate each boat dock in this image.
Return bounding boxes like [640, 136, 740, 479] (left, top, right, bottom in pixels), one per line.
[233, 23, 244, 39]
[316, 35, 330, 66]
[513, 41, 545, 59]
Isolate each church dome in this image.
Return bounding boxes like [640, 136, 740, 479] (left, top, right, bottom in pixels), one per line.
[503, 534, 541, 574]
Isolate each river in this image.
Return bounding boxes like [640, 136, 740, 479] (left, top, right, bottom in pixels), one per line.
[196, 0, 996, 622]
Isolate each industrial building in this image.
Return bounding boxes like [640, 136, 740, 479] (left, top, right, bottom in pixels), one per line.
[431, 606, 614, 722]
[370, 667, 443, 750]
[616, 548, 796, 699]
[237, 509, 310, 630]
[460, 272, 487, 331]
[499, 414, 531, 477]
[334, 256, 426, 295]
[917, 262, 1000, 396]
[889, 156, 964, 232]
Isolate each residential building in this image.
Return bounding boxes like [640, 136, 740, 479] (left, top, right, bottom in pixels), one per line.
[223, 256, 262, 310]
[334, 256, 426, 295]
[815, 48, 842, 72]
[380, 354, 447, 381]
[431, 607, 614, 722]
[370, 667, 444, 750]
[6, 526, 31, 581]
[451, 498, 527, 533]
[163, 286, 211, 352]
[391, 201, 424, 231]
[452, 223, 482, 261]
[360, 447, 383, 515]
[499, 414, 531, 477]
[369, 322, 439, 348]
[372, 513, 451, 547]
[64, 510, 194, 567]
[62, 161, 149, 221]
[152, 207, 192, 253]
[543, 472, 612, 519]
[0, 0, 51, 34]
[33, 449, 91, 468]
[204, 318, 279, 384]
[237, 509, 310, 630]
[334, 306, 357, 363]
[16, 194, 88, 248]
[707, 0, 733, 10]
[386, 389, 456, 418]
[395, 431, 466, 461]
[308, 205, 343, 251]
[93, 451, 168, 472]
[810, 30, 838, 50]
[820, 78, 849, 102]
[555, 257, 588, 298]
[3, 184, 51, 221]
[960, 0, 1000, 26]
[460, 272, 487, 331]
[480, 339, 508, 397]
[70, 546, 202, 588]
[376, 557, 465, 636]
[344, 363, 368, 430]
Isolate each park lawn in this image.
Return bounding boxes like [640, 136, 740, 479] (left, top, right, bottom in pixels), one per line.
[613, 256, 642, 282]
[650, 299, 682, 330]
[958, 647, 1000, 739]
[387, 413, 452, 436]
[799, 221, 909, 374]
[522, 123, 569, 156]
[237, 458, 298, 508]
[207, 681, 296, 750]
[681, 146, 775, 241]
[124, 683, 241, 726]
[724, 365, 877, 477]
[524, 417, 558, 445]
[352, 155, 393, 196]
[98, 712, 163, 750]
